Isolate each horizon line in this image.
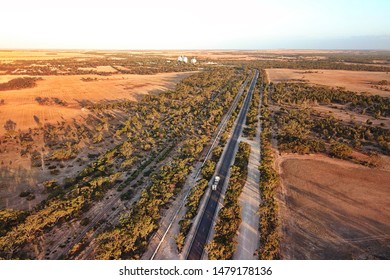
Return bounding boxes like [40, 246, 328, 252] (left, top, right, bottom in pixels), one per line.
[1, 48, 390, 52]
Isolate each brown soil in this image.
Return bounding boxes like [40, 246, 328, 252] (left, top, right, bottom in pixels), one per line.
[266, 69, 390, 97]
[277, 154, 390, 259]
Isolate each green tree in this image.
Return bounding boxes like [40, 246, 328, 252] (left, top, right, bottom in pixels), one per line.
[201, 160, 216, 180]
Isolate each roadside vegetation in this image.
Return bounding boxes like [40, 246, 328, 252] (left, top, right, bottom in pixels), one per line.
[175, 178, 209, 252]
[258, 85, 280, 260]
[0, 209, 28, 237]
[243, 79, 261, 138]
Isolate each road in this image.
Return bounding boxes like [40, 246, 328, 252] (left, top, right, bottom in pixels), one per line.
[144, 72, 252, 260]
[187, 69, 259, 260]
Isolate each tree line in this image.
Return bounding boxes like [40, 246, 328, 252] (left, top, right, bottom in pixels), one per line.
[258, 85, 280, 260]
[0, 77, 42, 91]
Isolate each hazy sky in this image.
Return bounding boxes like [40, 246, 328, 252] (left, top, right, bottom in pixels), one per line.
[1, 0, 389, 49]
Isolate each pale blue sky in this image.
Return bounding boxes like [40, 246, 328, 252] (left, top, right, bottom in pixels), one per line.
[0, 0, 389, 49]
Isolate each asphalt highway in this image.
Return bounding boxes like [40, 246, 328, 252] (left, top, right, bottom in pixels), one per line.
[187, 69, 259, 259]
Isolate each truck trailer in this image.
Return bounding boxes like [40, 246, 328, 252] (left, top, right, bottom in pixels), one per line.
[211, 176, 220, 190]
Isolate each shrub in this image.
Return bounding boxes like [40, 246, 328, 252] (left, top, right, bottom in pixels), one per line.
[330, 142, 352, 159]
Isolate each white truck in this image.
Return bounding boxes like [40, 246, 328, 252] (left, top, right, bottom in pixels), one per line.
[211, 176, 220, 191]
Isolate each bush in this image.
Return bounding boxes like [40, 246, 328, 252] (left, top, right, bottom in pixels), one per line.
[201, 160, 216, 181]
[80, 218, 90, 226]
[0, 209, 28, 236]
[43, 180, 59, 192]
[330, 142, 352, 159]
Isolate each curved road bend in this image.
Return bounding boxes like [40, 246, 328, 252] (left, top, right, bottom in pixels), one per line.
[187, 69, 259, 260]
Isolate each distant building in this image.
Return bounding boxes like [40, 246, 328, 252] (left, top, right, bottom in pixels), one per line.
[178, 55, 188, 63]
[190, 58, 197, 64]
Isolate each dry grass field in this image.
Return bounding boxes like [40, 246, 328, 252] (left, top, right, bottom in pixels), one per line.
[0, 72, 191, 135]
[266, 69, 390, 96]
[0, 50, 98, 61]
[277, 154, 390, 259]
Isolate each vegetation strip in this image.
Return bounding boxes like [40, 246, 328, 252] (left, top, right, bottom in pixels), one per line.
[258, 83, 280, 260]
[243, 79, 261, 138]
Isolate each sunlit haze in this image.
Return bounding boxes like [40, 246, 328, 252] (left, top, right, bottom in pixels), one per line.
[1, 0, 389, 49]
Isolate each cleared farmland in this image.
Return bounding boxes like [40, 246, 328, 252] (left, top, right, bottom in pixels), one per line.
[0, 72, 192, 135]
[277, 155, 390, 259]
[266, 69, 390, 96]
[0, 50, 99, 61]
